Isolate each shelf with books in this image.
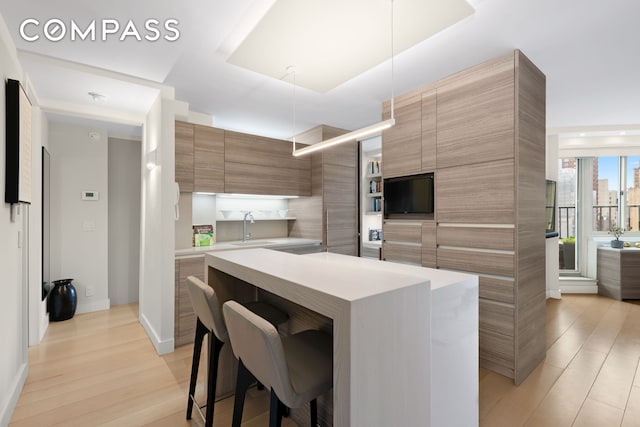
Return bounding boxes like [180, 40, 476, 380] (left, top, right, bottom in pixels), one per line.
[367, 192, 382, 198]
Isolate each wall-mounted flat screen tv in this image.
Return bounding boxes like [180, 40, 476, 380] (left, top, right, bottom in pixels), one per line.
[384, 173, 434, 218]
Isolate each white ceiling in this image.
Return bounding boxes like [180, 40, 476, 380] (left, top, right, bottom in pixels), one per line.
[0, 0, 639, 139]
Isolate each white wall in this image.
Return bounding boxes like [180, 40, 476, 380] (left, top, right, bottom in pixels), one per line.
[49, 122, 110, 314]
[28, 106, 49, 345]
[546, 135, 560, 298]
[108, 137, 141, 306]
[139, 95, 176, 355]
[0, 11, 42, 425]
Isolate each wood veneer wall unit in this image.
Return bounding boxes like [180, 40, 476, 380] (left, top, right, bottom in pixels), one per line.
[175, 121, 194, 192]
[381, 93, 422, 178]
[514, 50, 546, 385]
[287, 125, 358, 255]
[380, 50, 546, 384]
[224, 131, 311, 196]
[193, 124, 224, 193]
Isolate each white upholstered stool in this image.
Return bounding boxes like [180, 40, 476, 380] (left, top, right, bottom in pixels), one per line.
[185, 276, 289, 427]
[223, 300, 333, 427]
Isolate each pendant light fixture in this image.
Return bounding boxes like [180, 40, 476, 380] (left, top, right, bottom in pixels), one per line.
[292, 0, 396, 157]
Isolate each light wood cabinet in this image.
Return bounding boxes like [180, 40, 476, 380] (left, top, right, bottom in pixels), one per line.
[436, 158, 515, 224]
[224, 131, 311, 196]
[194, 125, 224, 193]
[175, 257, 205, 346]
[421, 222, 436, 268]
[597, 248, 640, 300]
[436, 54, 515, 170]
[382, 94, 422, 178]
[382, 241, 422, 265]
[421, 90, 437, 171]
[382, 220, 427, 266]
[288, 126, 358, 255]
[175, 121, 194, 192]
[381, 50, 546, 385]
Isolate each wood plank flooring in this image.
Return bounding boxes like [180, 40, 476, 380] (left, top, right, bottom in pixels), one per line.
[481, 295, 640, 427]
[10, 295, 640, 426]
[9, 303, 295, 427]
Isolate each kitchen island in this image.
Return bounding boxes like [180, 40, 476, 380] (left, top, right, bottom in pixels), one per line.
[206, 248, 478, 427]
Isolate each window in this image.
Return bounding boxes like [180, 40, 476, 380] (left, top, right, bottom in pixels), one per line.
[592, 156, 619, 232]
[626, 155, 640, 231]
[558, 158, 578, 271]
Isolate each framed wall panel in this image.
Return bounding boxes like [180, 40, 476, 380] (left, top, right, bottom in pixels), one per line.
[5, 78, 32, 204]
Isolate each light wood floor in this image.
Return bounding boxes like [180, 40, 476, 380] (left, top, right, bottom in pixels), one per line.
[481, 295, 640, 427]
[9, 303, 295, 427]
[9, 295, 640, 426]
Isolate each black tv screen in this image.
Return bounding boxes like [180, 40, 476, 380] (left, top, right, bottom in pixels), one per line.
[384, 173, 434, 217]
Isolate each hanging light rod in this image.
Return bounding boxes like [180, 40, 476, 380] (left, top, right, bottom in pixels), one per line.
[292, 0, 396, 157]
[292, 118, 395, 157]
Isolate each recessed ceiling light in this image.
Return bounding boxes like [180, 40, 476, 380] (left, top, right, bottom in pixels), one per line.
[88, 131, 101, 141]
[579, 133, 586, 137]
[620, 131, 627, 135]
[88, 92, 107, 103]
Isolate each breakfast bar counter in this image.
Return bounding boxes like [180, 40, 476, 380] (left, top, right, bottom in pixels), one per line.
[206, 248, 478, 427]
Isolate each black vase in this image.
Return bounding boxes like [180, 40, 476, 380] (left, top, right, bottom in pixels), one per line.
[49, 278, 77, 321]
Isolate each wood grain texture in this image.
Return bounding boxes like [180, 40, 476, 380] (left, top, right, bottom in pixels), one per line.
[383, 221, 423, 244]
[479, 275, 515, 304]
[436, 54, 515, 169]
[437, 247, 514, 277]
[480, 299, 515, 337]
[225, 130, 309, 170]
[326, 204, 358, 251]
[224, 161, 311, 196]
[175, 120, 194, 192]
[175, 257, 205, 346]
[597, 249, 640, 300]
[323, 163, 357, 205]
[322, 131, 356, 168]
[382, 93, 422, 178]
[421, 90, 437, 171]
[436, 159, 515, 224]
[437, 225, 515, 251]
[480, 328, 515, 378]
[382, 242, 422, 265]
[193, 124, 224, 193]
[514, 49, 547, 386]
[421, 222, 437, 268]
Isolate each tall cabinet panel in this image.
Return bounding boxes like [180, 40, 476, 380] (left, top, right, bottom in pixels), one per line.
[288, 125, 358, 255]
[194, 125, 225, 193]
[381, 93, 422, 178]
[381, 50, 546, 385]
[175, 121, 194, 192]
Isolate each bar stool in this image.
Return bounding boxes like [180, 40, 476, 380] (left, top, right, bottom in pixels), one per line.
[223, 300, 333, 427]
[185, 276, 289, 427]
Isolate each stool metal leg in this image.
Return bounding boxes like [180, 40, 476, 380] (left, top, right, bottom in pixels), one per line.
[269, 389, 285, 427]
[205, 333, 224, 427]
[186, 318, 208, 420]
[310, 398, 318, 427]
[232, 359, 255, 427]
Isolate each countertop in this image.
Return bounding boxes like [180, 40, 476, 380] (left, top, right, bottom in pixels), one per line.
[175, 237, 321, 258]
[597, 245, 640, 252]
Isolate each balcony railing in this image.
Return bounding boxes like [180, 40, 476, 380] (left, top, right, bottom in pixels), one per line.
[558, 205, 640, 238]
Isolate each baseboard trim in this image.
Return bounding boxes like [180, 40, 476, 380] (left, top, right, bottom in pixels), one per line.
[76, 298, 111, 315]
[139, 311, 174, 355]
[0, 362, 27, 427]
[38, 308, 49, 343]
[546, 289, 562, 299]
[560, 280, 598, 294]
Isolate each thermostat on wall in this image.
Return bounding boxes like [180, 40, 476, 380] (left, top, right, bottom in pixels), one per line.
[81, 191, 99, 201]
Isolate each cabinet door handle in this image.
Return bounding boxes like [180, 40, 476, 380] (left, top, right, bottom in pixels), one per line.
[325, 209, 329, 252]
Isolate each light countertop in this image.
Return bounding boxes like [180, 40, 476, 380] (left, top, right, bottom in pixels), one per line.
[175, 237, 321, 258]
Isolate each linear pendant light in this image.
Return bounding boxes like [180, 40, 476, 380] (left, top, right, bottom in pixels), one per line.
[292, 0, 396, 157]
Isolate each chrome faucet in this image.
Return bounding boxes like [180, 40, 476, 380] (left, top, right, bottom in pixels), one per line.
[242, 211, 254, 242]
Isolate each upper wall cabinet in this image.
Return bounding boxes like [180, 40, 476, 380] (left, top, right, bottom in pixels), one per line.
[175, 121, 225, 193]
[194, 125, 225, 193]
[382, 90, 437, 178]
[436, 55, 515, 169]
[381, 93, 421, 178]
[224, 131, 311, 196]
[175, 121, 195, 192]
